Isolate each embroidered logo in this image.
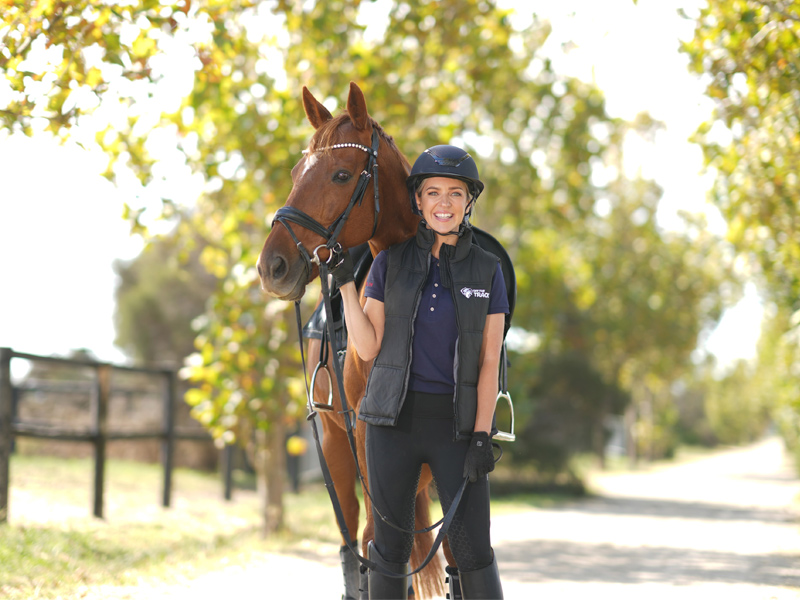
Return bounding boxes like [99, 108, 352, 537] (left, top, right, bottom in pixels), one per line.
[460, 287, 490, 299]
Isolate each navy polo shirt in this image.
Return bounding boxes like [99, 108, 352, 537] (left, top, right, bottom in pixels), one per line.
[364, 250, 509, 395]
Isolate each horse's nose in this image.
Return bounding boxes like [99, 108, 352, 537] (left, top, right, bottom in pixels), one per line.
[264, 253, 288, 282]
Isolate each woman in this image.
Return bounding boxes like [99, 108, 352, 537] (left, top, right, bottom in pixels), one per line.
[332, 145, 507, 599]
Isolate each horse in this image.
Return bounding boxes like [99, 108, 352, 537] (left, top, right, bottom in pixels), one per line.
[256, 82, 446, 599]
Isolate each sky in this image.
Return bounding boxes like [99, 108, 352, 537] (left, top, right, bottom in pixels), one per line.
[0, 0, 763, 374]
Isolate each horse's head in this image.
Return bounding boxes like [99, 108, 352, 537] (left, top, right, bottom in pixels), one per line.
[257, 83, 389, 301]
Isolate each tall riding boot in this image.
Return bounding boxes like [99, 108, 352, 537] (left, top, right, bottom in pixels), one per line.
[458, 551, 503, 600]
[367, 541, 409, 600]
[340, 543, 361, 600]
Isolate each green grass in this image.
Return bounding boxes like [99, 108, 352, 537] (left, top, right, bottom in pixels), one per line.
[1, 453, 574, 599]
[0, 454, 351, 599]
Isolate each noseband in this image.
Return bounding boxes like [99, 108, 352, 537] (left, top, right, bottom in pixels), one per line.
[272, 129, 380, 278]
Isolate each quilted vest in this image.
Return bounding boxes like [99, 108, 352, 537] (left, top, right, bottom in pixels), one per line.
[358, 223, 500, 440]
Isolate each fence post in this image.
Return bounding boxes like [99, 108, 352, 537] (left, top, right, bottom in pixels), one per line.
[92, 364, 111, 519]
[161, 370, 176, 508]
[222, 445, 234, 501]
[0, 348, 12, 523]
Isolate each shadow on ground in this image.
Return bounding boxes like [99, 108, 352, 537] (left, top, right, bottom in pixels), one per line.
[497, 538, 800, 587]
[567, 496, 798, 524]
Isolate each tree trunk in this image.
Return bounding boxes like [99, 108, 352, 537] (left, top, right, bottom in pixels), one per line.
[625, 402, 637, 468]
[253, 417, 286, 536]
[593, 395, 609, 469]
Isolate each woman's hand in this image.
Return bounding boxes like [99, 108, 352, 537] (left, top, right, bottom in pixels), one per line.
[329, 251, 355, 288]
[463, 431, 495, 482]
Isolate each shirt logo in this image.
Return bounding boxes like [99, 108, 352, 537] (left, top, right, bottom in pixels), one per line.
[460, 287, 489, 299]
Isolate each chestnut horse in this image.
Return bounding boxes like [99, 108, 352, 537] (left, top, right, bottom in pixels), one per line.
[257, 83, 445, 599]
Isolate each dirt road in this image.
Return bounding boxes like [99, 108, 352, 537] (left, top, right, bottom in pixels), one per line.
[494, 436, 799, 600]
[93, 437, 799, 599]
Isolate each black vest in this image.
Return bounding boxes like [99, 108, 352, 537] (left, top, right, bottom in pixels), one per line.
[358, 223, 500, 440]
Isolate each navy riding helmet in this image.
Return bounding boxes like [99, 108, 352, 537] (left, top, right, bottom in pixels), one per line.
[406, 145, 485, 217]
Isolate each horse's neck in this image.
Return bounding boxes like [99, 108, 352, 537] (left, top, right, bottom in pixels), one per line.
[369, 149, 419, 256]
[369, 215, 419, 256]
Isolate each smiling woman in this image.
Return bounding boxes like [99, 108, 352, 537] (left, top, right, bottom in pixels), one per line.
[414, 177, 471, 243]
[0, 135, 143, 365]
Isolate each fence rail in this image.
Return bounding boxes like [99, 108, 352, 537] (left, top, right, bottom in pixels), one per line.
[0, 347, 216, 523]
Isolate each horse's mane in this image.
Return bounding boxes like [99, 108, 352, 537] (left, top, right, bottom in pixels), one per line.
[311, 113, 411, 172]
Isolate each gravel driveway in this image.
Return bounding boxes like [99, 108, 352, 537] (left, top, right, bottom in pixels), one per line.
[92, 437, 799, 599]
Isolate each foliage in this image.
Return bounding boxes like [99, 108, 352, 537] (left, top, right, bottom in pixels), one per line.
[682, 0, 800, 465]
[702, 359, 771, 445]
[0, 0, 188, 136]
[683, 0, 800, 311]
[748, 306, 800, 472]
[672, 376, 720, 448]
[512, 351, 628, 476]
[113, 230, 218, 364]
[512, 158, 737, 463]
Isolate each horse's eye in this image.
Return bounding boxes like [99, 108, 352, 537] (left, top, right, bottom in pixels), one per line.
[333, 170, 352, 183]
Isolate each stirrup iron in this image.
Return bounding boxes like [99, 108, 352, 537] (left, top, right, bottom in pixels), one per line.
[310, 362, 335, 411]
[493, 391, 515, 442]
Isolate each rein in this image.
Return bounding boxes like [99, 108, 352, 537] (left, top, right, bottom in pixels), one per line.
[272, 129, 381, 276]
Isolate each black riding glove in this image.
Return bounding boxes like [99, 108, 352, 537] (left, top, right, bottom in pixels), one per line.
[329, 250, 355, 288]
[463, 431, 495, 483]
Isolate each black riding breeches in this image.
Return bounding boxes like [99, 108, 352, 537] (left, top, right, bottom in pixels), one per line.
[365, 391, 493, 571]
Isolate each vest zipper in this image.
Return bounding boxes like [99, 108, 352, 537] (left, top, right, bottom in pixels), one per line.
[450, 262, 463, 441]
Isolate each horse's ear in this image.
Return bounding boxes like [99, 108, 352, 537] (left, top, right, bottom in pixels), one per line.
[302, 86, 333, 130]
[346, 81, 369, 131]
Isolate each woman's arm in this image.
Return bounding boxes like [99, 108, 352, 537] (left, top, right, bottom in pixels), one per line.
[474, 312, 505, 433]
[338, 281, 385, 362]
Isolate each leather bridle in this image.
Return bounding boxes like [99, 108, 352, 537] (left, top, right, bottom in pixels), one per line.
[271, 128, 381, 279]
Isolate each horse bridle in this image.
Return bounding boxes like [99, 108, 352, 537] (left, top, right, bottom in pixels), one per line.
[271, 128, 381, 278]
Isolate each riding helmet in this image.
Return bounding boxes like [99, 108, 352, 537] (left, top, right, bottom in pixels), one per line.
[406, 145, 484, 216]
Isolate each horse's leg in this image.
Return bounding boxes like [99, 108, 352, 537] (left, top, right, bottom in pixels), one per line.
[353, 416, 373, 600]
[309, 334, 361, 600]
[320, 411, 363, 599]
[320, 410, 360, 543]
[407, 467, 446, 600]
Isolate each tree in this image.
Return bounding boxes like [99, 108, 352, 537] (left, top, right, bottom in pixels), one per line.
[1, 0, 184, 136]
[682, 0, 800, 465]
[114, 230, 218, 365]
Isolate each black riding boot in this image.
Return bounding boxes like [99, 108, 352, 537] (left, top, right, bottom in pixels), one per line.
[458, 551, 503, 600]
[367, 541, 409, 600]
[445, 565, 462, 600]
[340, 543, 361, 600]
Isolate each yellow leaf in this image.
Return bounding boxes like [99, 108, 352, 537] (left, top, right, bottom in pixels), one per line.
[85, 67, 103, 89]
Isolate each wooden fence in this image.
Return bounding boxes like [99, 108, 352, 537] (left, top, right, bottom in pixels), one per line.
[0, 347, 219, 523]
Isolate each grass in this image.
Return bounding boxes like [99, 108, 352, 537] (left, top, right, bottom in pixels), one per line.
[1, 454, 353, 599]
[2, 453, 576, 599]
